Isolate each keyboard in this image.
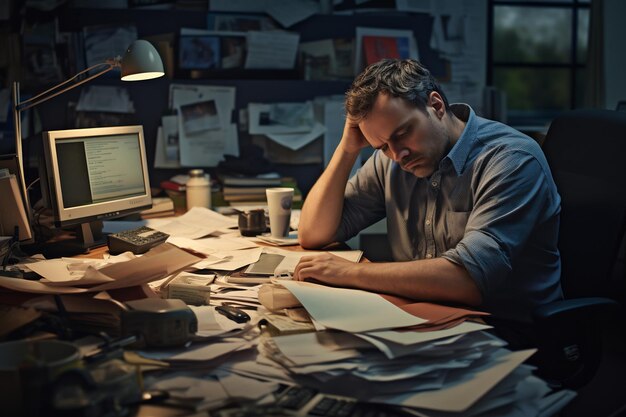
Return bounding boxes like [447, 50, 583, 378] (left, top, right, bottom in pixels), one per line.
[273, 385, 410, 417]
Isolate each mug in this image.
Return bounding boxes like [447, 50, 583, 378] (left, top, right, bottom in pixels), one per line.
[238, 209, 267, 237]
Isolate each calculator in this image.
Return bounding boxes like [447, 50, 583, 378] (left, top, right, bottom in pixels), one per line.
[107, 226, 169, 255]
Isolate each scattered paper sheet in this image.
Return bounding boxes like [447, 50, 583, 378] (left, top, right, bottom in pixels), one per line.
[168, 236, 258, 255]
[203, 247, 264, 271]
[188, 305, 247, 336]
[154, 207, 238, 239]
[0, 276, 87, 294]
[372, 349, 536, 412]
[365, 321, 492, 346]
[279, 280, 427, 332]
[88, 243, 202, 291]
[27, 259, 83, 282]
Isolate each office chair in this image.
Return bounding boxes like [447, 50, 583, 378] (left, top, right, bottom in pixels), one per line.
[532, 109, 626, 389]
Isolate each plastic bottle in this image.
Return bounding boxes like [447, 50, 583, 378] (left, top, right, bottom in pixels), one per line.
[186, 169, 211, 210]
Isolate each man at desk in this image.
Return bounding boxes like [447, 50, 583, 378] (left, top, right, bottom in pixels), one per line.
[295, 59, 563, 343]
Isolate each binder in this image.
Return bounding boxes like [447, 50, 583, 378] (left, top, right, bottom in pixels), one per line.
[0, 174, 32, 241]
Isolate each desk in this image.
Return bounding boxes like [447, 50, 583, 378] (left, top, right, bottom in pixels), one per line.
[1, 232, 574, 417]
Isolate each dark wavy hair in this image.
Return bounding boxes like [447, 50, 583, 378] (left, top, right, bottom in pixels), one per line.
[345, 59, 450, 121]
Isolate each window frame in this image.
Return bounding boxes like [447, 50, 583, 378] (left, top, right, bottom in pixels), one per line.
[487, 0, 591, 125]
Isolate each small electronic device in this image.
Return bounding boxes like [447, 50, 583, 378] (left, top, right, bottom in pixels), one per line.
[107, 226, 169, 255]
[243, 253, 285, 276]
[215, 305, 251, 323]
[40, 125, 153, 252]
[121, 298, 197, 348]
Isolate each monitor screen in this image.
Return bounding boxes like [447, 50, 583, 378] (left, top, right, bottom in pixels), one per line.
[43, 125, 152, 227]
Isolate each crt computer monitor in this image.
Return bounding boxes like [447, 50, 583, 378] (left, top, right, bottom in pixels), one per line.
[42, 125, 152, 249]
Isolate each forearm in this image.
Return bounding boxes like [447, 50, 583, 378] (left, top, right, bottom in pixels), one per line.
[298, 145, 360, 248]
[344, 258, 482, 306]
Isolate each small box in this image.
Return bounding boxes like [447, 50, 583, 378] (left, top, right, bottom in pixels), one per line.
[167, 272, 214, 305]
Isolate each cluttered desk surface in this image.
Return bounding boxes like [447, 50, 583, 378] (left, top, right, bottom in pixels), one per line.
[0, 207, 576, 417]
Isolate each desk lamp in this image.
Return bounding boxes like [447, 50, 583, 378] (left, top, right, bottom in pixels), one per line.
[11, 40, 165, 241]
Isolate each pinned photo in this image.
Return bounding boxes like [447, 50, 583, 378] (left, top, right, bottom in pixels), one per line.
[221, 36, 246, 69]
[179, 36, 220, 70]
[180, 100, 220, 135]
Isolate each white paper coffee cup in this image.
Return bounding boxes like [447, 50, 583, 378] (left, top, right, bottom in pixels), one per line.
[266, 187, 294, 238]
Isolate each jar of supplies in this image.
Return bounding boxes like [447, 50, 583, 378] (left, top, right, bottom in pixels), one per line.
[186, 169, 211, 210]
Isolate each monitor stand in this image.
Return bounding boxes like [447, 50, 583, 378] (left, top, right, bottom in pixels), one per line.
[24, 221, 107, 258]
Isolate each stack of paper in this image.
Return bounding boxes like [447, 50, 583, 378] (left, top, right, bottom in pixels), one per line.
[230, 280, 577, 416]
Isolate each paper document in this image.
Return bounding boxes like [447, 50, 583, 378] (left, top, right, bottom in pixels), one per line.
[279, 280, 427, 333]
[373, 349, 536, 412]
[76, 85, 134, 113]
[248, 102, 315, 135]
[245, 31, 300, 69]
[154, 207, 238, 239]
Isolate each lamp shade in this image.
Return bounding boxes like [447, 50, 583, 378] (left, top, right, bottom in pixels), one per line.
[120, 40, 165, 81]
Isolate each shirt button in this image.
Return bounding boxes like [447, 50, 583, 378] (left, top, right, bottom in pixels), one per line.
[431, 181, 438, 188]
[425, 219, 431, 226]
[425, 253, 433, 259]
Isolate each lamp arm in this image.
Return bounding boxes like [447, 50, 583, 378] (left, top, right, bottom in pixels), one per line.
[16, 58, 121, 112]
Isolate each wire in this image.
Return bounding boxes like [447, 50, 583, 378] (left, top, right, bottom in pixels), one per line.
[26, 177, 40, 192]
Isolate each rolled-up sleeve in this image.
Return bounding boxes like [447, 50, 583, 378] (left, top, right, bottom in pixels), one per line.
[336, 151, 388, 242]
[442, 149, 559, 301]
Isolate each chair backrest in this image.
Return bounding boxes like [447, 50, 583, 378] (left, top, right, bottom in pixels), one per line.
[542, 109, 626, 301]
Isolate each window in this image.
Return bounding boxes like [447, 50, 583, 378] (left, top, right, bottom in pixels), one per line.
[488, 0, 590, 126]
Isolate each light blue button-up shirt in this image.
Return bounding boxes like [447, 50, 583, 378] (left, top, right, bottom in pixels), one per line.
[336, 104, 563, 322]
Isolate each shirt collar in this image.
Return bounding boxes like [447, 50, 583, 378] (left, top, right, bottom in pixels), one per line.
[444, 103, 477, 176]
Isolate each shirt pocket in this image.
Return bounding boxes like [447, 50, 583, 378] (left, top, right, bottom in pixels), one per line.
[443, 210, 471, 249]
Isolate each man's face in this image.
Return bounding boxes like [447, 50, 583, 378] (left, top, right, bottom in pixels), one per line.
[358, 93, 451, 178]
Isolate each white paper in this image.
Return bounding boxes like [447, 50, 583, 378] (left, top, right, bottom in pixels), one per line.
[155, 115, 182, 168]
[83, 25, 137, 68]
[265, 0, 319, 28]
[245, 31, 300, 69]
[367, 321, 492, 346]
[154, 207, 238, 239]
[26, 259, 81, 282]
[248, 101, 315, 135]
[168, 236, 258, 255]
[266, 121, 326, 151]
[171, 84, 238, 167]
[279, 280, 427, 332]
[76, 85, 134, 113]
[206, 247, 264, 271]
[371, 349, 536, 412]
